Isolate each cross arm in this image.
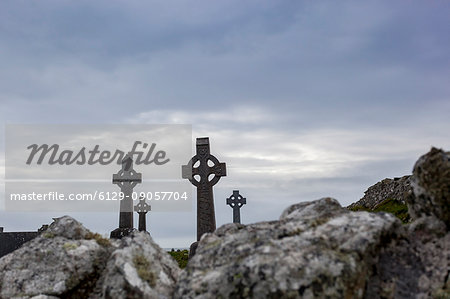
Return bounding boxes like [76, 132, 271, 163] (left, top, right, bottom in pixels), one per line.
[113, 172, 142, 184]
[182, 164, 192, 180]
[210, 162, 227, 177]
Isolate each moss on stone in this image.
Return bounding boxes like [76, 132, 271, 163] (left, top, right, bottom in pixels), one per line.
[205, 239, 222, 249]
[42, 232, 55, 238]
[63, 242, 78, 251]
[133, 254, 156, 287]
[233, 273, 243, 280]
[65, 274, 80, 291]
[85, 232, 110, 247]
[432, 288, 450, 299]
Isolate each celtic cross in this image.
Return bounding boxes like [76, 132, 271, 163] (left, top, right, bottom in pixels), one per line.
[182, 137, 226, 255]
[134, 196, 151, 232]
[226, 190, 246, 224]
[110, 154, 142, 238]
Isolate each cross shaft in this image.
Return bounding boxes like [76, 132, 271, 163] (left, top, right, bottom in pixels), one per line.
[134, 197, 151, 232]
[113, 154, 142, 229]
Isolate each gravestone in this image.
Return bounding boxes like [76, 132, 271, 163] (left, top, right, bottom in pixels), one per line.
[134, 196, 151, 232]
[226, 190, 246, 224]
[182, 137, 226, 257]
[110, 154, 142, 239]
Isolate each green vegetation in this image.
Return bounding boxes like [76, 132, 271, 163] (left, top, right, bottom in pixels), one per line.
[373, 199, 410, 223]
[85, 232, 111, 247]
[432, 288, 450, 299]
[42, 232, 55, 238]
[348, 205, 369, 212]
[133, 254, 157, 287]
[63, 242, 78, 251]
[349, 198, 410, 223]
[168, 249, 189, 269]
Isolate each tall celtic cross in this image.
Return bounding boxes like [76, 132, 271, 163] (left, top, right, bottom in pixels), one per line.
[182, 137, 226, 255]
[226, 190, 246, 224]
[110, 154, 142, 238]
[134, 197, 151, 232]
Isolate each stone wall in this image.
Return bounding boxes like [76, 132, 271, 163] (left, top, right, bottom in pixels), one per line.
[0, 232, 39, 258]
[0, 225, 48, 258]
[348, 175, 412, 210]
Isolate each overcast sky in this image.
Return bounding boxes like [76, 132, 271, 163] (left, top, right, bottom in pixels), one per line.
[1, 1, 449, 248]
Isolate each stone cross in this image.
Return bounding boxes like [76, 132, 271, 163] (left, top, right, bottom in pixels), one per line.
[226, 190, 246, 224]
[182, 137, 226, 255]
[110, 154, 142, 238]
[134, 196, 151, 232]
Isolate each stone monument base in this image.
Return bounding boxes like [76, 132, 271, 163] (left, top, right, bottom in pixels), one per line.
[110, 228, 136, 239]
[189, 241, 198, 259]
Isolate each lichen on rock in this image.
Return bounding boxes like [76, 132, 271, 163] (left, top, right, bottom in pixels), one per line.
[175, 198, 401, 298]
[0, 216, 110, 298]
[100, 232, 180, 299]
[0, 216, 180, 299]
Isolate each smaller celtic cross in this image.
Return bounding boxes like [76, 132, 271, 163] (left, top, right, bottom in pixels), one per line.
[134, 196, 151, 232]
[226, 190, 246, 224]
[110, 154, 142, 239]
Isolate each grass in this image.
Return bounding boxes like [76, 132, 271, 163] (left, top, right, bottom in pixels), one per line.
[372, 198, 410, 223]
[349, 198, 410, 223]
[348, 205, 369, 212]
[168, 249, 189, 269]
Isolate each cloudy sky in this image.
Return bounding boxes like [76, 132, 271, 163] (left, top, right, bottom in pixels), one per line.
[1, 1, 449, 248]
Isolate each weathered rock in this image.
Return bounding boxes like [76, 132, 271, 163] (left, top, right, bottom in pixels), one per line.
[366, 146, 450, 298]
[366, 216, 449, 298]
[101, 232, 179, 299]
[45, 216, 91, 239]
[407, 147, 450, 227]
[0, 216, 180, 299]
[349, 175, 412, 210]
[0, 216, 110, 298]
[280, 196, 343, 220]
[176, 198, 401, 298]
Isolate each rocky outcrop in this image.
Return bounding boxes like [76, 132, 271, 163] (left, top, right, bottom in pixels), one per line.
[101, 232, 179, 298]
[349, 175, 412, 210]
[176, 147, 449, 298]
[407, 147, 450, 227]
[0, 216, 179, 299]
[366, 216, 449, 298]
[0, 217, 109, 298]
[0, 147, 448, 298]
[176, 197, 401, 298]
